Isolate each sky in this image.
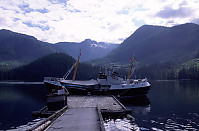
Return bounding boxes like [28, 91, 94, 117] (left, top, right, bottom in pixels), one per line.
[0, 0, 199, 44]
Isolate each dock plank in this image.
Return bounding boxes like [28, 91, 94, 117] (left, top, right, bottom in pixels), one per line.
[45, 95, 127, 131]
[67, 95, 124, 111]
[47, 108, 101, 131]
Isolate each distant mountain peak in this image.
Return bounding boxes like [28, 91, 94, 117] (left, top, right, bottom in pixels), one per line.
[82, 39, 97, 44]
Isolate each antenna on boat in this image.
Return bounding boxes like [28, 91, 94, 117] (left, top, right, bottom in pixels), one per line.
[128, 55, 135, 79]
[72, 49, 81, 81]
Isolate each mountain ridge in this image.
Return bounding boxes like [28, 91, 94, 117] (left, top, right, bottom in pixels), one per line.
[53, 39, 118, 61]
[0, 29, 56, 63]
[100, 23, 199, 65]
[0, 29, 118, 69]
[1, 23, 199, 80]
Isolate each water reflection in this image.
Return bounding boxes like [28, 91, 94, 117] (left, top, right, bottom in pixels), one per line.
[1, 81, 199, 130]
[0, 83, 47, 130]
[104, 96, 151, 131]
[134, 80, 199, 130]
[105, 81, 199, 131]
[118, 95, 151, 115]
[104, 118, 140, 131]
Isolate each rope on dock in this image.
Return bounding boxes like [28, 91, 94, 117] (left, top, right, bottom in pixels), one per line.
[111, 95, 127, 110]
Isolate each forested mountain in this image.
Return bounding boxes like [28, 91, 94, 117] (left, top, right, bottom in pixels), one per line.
[94, 23, 199, 79]
[0, 53, 99, 81]
[0, 29, 56, 69]
[99, 23, 199, 65]
[0, 29, 117, 70]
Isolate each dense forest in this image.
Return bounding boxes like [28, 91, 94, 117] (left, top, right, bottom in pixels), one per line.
[1, 53, 199, 81]
[130, 56, 199, 80]
[176, 58, 199, 80]
[0, 53, 100, 81]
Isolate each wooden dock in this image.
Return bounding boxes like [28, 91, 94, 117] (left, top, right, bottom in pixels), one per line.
[67, 95, 126, 111]
[30, 95, 130, 131]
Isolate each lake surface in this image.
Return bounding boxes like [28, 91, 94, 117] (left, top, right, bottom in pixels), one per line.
[0, 81, 199, 130]
[105, 80, 199, 130]
[0, 83, 47, 130]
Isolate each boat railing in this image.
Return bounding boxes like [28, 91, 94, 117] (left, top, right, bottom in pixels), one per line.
[128, 78, 147, 84]
[44, 77, 64, 82]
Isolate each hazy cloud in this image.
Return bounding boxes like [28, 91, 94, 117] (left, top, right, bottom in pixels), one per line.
[192, 18, 199, 25]
[0, 17, 6, 26]
[0, 0, 199, 44]
[156, 6, 194, 18]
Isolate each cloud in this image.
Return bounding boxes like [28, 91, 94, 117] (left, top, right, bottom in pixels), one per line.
[0, 0, 199, 44]
[156, 6, 194, 18]
[192, 18, 199, 25]
[0, 17, 6, 26]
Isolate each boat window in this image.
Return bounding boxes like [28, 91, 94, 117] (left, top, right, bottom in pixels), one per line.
[99, 74, 107, 79]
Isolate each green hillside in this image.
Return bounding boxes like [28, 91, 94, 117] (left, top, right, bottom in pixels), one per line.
[0, 29, 56, 66]
[3, 53, 99, 81]
[99, 23, 199, 65]
[177, 58, 199, 79]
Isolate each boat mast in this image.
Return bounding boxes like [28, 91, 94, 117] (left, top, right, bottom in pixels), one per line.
[128, 56, 135, 79]
[72, 49, 81, 81]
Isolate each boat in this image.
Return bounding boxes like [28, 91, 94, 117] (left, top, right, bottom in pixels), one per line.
[96, 71, 150, 96]
[46, 85, 69, 110]
[44, 80, 69, 111]
[60, 79, 99, 95]
[44, 51, 150, 96]
[32, 84, 69, 118]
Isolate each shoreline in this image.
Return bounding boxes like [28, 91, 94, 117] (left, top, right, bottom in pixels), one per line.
[156, 79, 199, 82]
[0, 81, 43, 84]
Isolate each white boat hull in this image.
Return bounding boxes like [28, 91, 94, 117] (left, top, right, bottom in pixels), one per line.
[44, 77, 151, 96]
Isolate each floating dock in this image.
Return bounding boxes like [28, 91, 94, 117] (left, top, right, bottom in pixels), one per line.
[30, 95, 131, 131]
[46, 108, 102, 131]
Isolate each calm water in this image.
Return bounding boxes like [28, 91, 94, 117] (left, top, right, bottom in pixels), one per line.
[105, 80, 199, 131]
[0, 83, 47, 130]
[0, 81, 199, 130]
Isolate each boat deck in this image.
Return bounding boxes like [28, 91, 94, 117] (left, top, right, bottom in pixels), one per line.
[61, 79, 99, 86]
